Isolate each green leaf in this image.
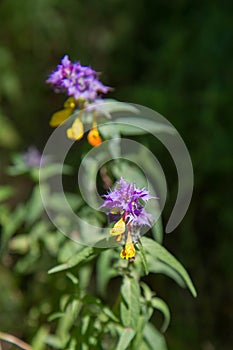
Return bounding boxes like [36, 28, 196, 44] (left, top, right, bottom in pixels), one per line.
[120, 275, 141, 330]
[111, 117, 175, 136]
[57, 239, 82, 262]
[31, 326, 49, 350]
[47, 192, 82, 212]
[48, 246, 101, 274]
[25, 184, 44, 224]
[102, 307, 119, 322]
[48, 312, 65, 322]
[0, 186, 14, 202]
[136, 240, 149, 275]
[45, 335, 63, 349]
[112, 161, 147, 188]
[150, 297, 170, 332]
[0, 112, 20, 148]
[96, 249, 119, 296]
[66, 272, 79, 285]
[81, 315, 90, 335]
[66, 338, 78, 350]
[140, 282, 156, 302]
[38, 163, 73, 181]
[146, 256, 185, 288]
[141, 237, 197, 297]
[151, 216, 163, 244]
[143, 323, 168, 350]
[108, 137, 121, 159]
[98, 100, 139, 116]
[136, 340, 151, 350]
[98, 123, 121, 138]
[1, 203, 27, 250]
[9, 235, 30, 254]
[116, 328, 136, 350]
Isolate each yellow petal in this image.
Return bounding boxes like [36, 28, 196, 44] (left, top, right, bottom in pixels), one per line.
[66, 118, 84, 140]
[125, 242, 136, 259]
[50, 108, 73, 127]
[120, 232, 136, 260]
[64, 97, 77, 109]
[67, 127, 74, 139]
[120, 242, 135, 260]
[110, 218, 125, 236]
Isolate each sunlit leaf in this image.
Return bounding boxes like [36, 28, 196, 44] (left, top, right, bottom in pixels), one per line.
[48, 312, 64, 322]
[102, 307, 119, 322]
[120, 275, 141, 330]
[9, 235, 30, 254]
[66, 272, 79, 285]
[81, 315, 90, 335]
[115, 327, 136, 350]
[48, 246, 102, 274]
[45, 335, 63, 349]
[31, 326, 49, 350]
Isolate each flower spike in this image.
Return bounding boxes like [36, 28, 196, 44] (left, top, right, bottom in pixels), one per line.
[46, 55, 110, 102]
[102, 178, 156, 261]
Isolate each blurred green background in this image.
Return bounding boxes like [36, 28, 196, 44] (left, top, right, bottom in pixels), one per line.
[0, 0, 232, 349]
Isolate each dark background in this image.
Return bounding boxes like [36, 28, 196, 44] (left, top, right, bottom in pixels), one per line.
[0, 0, 232, 349]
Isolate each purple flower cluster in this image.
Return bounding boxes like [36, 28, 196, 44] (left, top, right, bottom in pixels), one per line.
[46, 55, 110, 102]
[101, 178, 155, 227]
[23, 147, 42, 168]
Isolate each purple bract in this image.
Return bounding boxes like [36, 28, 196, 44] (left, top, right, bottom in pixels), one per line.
[46, 55, 110, 102]
[101, 177, 155, 227]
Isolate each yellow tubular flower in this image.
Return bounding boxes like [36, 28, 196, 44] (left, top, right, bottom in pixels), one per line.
[120, 232, 136, 260]
[67, 118, 84, 140]
[50, 108, 73, 127]
[49, 97, 78, 127]
[110, 218, 125, 242]
[63, 97, 77, 109]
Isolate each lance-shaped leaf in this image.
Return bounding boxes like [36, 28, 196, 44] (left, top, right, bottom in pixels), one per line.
[143, 323, 168, 350]
[150, 297, 170, 332]
[116, 327, 136, 350]
[120, 275, 141, 330]
[141, 237, 197, 297]
[48, 246, 101, 274]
